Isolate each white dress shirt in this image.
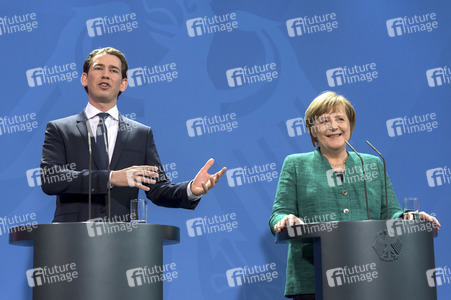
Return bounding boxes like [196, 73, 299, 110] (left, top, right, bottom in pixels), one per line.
[84, 103, 198, 199]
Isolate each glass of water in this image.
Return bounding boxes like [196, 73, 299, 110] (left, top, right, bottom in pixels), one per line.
[130, 199, 147, 223]
[403, 197, 419, 220]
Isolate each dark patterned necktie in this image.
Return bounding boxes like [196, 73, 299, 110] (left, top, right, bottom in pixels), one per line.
[94, 113, 109, 170]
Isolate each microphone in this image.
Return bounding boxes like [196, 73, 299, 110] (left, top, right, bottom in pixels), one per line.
[345, 141, 370, 220]
[103, 131, 111, 222]
[87, 129, 93, 221]
[366, 141, 389, 220]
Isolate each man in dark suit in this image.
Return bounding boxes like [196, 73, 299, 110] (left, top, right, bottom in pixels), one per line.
[40, 47, 226, 222]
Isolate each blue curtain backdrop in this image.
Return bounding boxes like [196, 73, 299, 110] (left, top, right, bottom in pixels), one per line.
[1, 0, 450, 299]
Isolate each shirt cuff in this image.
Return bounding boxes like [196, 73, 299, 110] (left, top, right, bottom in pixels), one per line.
[187, 181, 201, 201]
[108, 171, 114, 189]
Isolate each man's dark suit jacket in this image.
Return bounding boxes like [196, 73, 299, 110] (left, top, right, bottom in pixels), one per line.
[40, 111, 199, 222]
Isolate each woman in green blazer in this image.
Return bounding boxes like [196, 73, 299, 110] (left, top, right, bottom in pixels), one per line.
[269, 91, 440, 299]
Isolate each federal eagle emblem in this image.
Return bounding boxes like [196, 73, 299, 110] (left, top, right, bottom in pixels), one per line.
[372, 230, 403, 262]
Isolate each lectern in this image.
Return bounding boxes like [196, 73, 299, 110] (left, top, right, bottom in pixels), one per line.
[10, 223, 179, 300]
[276, 220, 437, 300]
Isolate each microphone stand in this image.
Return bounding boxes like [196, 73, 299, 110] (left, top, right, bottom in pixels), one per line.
[88, 131, 92, 221]
[345, 141, 370, 220]
[103, 130, 111, 222]
[366, 141, 389, 220]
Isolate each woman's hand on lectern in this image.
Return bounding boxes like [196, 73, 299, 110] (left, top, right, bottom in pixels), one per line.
[274, 214, 304, 233]
[404, 211, 441, 230]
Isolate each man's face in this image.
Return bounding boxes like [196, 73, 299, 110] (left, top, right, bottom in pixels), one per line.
[81, 53, 127, 104]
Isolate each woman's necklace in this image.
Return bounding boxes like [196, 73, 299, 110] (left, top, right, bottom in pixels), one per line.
[329, 161, 346, 167]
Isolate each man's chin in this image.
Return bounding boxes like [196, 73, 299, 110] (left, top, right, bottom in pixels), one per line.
[91, 95, 118, 104]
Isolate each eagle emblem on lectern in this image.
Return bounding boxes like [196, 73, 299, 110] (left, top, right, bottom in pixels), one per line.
[372, 230, 403, 262]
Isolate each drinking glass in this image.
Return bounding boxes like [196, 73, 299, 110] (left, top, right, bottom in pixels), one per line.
[403, 197, 419, 220]
[130, 198, 147, 223]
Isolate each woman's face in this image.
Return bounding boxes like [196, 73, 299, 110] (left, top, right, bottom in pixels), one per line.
[311, 106, 351, 153]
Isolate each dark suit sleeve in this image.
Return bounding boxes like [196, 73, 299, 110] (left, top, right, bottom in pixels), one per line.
[143, 127, 200, 209]
[40, 121, 109, 195]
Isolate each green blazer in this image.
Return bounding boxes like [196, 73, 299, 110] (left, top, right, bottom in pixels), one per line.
[269, 149, 403, 297]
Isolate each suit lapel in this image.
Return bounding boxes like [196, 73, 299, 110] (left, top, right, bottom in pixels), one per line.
[111, 114, 132, 169]
[76, 110, 102, 170]
[76, 111, 89, 148]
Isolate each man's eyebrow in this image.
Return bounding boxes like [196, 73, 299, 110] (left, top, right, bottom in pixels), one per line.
[92, 63, 120, 70]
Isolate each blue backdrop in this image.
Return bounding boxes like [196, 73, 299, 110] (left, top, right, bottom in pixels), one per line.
[1, 0, 450, 299]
